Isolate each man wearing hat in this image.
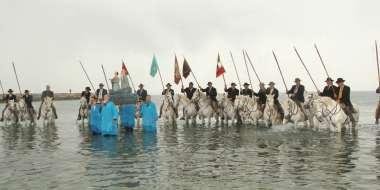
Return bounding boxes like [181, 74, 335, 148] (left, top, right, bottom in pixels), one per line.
[160, 83, 177, 118]
[224, 83, 240, 103]
[95, 83, 108, 103]
[38, 85, 58, 119]
[286, 78, 307, 118]
[318, 77, 337, 99]
[241, 83, 253, 98]
[335, 78, 355, 122]
[200, 82, 218, 111]
[136, 84, 148, 102]
[266, 82, 284, 116]
[181, 82, 198, 119]
[77, 87, 92, 120]
[253, 82, 267, 111]
[0, 89, 17, 122]
[23, 90, 35, 121]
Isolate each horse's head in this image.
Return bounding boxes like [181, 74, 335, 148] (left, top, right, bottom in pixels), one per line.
[266, 94, 275, 107]
[80, 97, 88, 108]
[43, 97, 53, 111]
[7, 100, 17, 111]
[304, 92, 319, 109]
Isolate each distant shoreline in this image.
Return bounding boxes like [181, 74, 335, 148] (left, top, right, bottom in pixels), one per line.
[0, 93, 81, 103]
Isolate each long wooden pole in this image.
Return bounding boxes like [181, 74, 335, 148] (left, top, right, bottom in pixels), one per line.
[376, 41, 380, 87]
[101, 64, 111, 92]
[157, 66, 165, 91]
[229, 51, 242, 89]
[272, 51, 288, 92]
[244, 50, 262, 83]
[79, 61, 96, 92]
[242, 49, 253, 88]
[177, 55, 184, 88]
[293, 47, 319, 91]
[314, 44, 330, 78]
[12, 62, 22, 95]
[122, 59, 136, 93]
[0, 80, 4, 96]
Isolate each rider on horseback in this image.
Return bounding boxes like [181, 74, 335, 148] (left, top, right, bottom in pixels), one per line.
[200, 82, 218, 112]
[0, 89, 17, 122]
[77, 87, 91, 120]
[335, 78, 356, 123]
[253, 82, 267, 112]
[23, 90, 35, 116]
[318, 77, 338, 100]
[286, 78, 308, 119]
[240, 83, 253, 98]
[159, 83, 178, 118]
[266, 82, 284, 117]
[224, 83, 239, 103]
[37, 85, 58, 120]
[181, 82, 197, 120]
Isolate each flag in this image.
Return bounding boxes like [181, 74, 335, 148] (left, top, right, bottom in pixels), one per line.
[182, 58, 191, 78]
[121, 61, 128, 80]
[216, 54, 225, 78]
[174, 55, 181, 85]
[150, 55, 159, 77]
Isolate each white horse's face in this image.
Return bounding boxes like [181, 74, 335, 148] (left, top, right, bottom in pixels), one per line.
[7, 100, 17, 111]
[80, 97, 87, 107]
[266, 95, 275, 107]
[304, 92, 318, 107]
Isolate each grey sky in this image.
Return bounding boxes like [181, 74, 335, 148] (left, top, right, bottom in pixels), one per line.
[0, 0, 379, 94]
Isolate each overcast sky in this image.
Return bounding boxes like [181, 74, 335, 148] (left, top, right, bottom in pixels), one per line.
[0, 0, 379, 94]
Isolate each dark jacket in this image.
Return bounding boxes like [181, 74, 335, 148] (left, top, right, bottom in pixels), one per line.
[162, 89, 175, 100]
[3, 94, 17, 102]
[335, 85, 352, 107]
[23, 95, 33, 108]
[266, 87, 280, 104]
[254, 89, 267, 105]
[287, 85, 305, 103]
[81, 91, 91, 103]
[224, 87, 239, 102]
[320, 85, 338, 99]
[201, 87, 217, 101]
[95, 89, 108, 99]
[181, 87, 197, 100]
[136, 89, 148, 101]
[240, 88, 253, 98]
[41, 90, 54, 100]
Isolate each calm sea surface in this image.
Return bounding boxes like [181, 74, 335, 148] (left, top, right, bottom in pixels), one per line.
[1, 92, 380, 189]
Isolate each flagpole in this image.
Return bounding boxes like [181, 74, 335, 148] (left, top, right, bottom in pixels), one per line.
[244, 50, 262, 83]
[79, 61, 96, 92]
[376, 41, 380, 88]
[272, 50, 289, 93]
[242, 49, 253, 88]
[229, 51, 242, 89]
[293, 46, 319, 91]
[122, 59, 136, 93]
[157, 66, 165, 91]
[176, 54, 184, 88]
[12, 62, 22, 95]
[101, 64, 111, 91]
[0, 80, 5, 97]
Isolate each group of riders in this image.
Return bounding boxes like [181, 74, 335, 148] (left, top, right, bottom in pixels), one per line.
[0, 85, 58, 123]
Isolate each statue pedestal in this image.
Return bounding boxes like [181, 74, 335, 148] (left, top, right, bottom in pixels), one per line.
[110, 87, 137, 105]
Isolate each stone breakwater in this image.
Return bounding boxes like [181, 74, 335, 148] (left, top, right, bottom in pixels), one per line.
[0, 93, 81, 103]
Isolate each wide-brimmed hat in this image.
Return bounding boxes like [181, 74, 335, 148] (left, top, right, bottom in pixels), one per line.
[231, 82, 237, 86]
[336, 78, 345, 83]
[207, 82, 213, 85]
[189, 82, 194, 85]
[259, 82, 265, 86]
[294, 78, 301, 82]
[325, 77, 334, 82]
[138, 83, 144, 87]
[99, 83, 104, 86]
[166, 83, 172, 87]
[243, 82, 250, 86]
[268, 81, 275, 85]
[85, 86, 91, 91]
[8, 89, 13, 93]
[24, 90, 29, 93]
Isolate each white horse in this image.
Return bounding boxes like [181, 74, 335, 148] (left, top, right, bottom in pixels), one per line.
[78, 97, 89, 125]
[174, 94, 197, 125]
[304, 93, 360, 132]
[282, 98, 307, 126]
[40, 97, 55, 125]
[161, 92, 177, 126]
[219, 95, 237, 125]
[18, 98, 35, 125]
[235, 96, 263, 125]
[2, 100, 19, 125]
[263, 94, 283, 127]
[192, 90, 219, 125]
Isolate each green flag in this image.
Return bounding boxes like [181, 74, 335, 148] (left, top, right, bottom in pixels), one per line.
[150, 55, 159, 77]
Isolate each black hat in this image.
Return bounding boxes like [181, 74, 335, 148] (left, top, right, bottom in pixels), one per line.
[231, 82, 237, 86]
[189, 82, 194, 85]
[268, 81, 275, 85]
[336, 78, 345, 83]
[325, 77, 334, 82]
[85, 86, 91, 91]
[166, 83, 172, 87]
[24, 90, 29, 93]
[243, 82, 250, 86]
[139, 83, 144, 87]
[207, 82, 213, 85]
[8, 89, 13, 93]
[99, 83, 104, 86]
[294, 78, 301, 82]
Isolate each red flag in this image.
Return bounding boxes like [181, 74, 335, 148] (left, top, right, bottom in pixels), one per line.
[174, 55, 181, 85]
[182, 58, 191, 78]
[216, 54, 225, 78]
[121, 61, 128, 80]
